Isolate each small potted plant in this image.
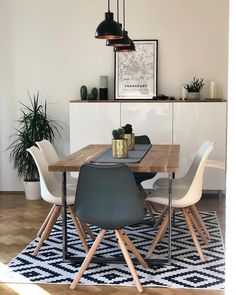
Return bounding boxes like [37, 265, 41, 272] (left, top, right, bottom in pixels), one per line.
[184, 77, 204, 99]
[8, 92, 62, 200]
[122, 123, 135, 150]
[112, 128, 128, 159]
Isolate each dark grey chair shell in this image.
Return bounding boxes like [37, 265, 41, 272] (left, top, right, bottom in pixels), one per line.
[135, 135, 151, 145]
[134, 135, 156, 184]
[74, 163, 145, 230]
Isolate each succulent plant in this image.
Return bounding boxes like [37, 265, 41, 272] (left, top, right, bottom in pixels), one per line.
[112, 128, 124, 139]
[122, 123, 133, 134]
[184, 77, 204, 92]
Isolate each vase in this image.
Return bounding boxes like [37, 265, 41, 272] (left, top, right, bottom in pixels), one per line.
[180, 84, 188, 100]
[208, 80, 219, 99]
[123, 133, 135, 150]
[112, 139, 128, 158]
[188, 92, 200, 100]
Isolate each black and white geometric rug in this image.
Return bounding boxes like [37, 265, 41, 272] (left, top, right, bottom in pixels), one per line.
[2, 211, 224, 290]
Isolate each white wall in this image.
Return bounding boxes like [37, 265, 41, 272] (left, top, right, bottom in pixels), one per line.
[0, 0, 229, 190]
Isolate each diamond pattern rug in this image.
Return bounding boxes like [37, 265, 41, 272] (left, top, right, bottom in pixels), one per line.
[2, 211, 225, 289]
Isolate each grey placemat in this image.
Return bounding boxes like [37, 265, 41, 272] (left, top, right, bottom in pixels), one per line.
[91, 144, 152, 163]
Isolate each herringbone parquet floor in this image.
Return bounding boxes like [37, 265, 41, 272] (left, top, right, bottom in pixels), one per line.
[0, 193, 225, 295]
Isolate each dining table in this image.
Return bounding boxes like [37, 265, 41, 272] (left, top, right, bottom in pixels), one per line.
[48, 144, 180, 265]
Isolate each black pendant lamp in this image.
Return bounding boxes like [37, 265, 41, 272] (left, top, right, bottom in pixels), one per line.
[114, 38, 135, 52]
[113, 0, 135, 52]
[95, 0, 123, 40]
[106, 0, 130, 47]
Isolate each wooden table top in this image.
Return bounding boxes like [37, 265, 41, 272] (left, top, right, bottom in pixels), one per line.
[48, 144, 180, 173]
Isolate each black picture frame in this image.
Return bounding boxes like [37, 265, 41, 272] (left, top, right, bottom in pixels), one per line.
[114, 39, 158, 99]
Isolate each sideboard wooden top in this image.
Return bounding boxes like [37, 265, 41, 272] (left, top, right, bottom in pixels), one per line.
[70, 99, 227, 103]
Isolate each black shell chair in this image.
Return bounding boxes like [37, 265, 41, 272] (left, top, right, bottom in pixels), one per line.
[134, 135, 157, 221]
[70, 163, 148, 292]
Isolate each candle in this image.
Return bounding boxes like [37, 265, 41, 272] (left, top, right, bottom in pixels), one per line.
[209, 80, 219, 99]
[180, 84, 188, 99]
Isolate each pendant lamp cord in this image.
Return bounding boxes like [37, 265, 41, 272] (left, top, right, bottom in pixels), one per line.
[108, 0, 110, 12]
[123, 0, 126, 29]
[117, 0, 119, 22]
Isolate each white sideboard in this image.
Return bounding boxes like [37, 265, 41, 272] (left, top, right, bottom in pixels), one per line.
[70, 102, 120, 153]
[70, 100, 227, 192]
[120, 103, 172, 144]
[173, 102, 226, 191]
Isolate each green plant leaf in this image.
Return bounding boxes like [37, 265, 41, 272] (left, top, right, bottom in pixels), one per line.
[7, 92, 63, 181]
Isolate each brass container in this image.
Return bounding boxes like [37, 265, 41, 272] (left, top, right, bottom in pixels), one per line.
[123, 133, 135, 150]
[112, 139, 128, 158]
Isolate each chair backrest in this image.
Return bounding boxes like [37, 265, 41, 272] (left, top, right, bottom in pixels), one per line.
[135, 135, 151, 145]
[74, 163, 146, 229]
[183, 141, 214, 205]
[36, 139, 59, 164]
[27, 146, 61, 203]
[184, 140, 214, 183]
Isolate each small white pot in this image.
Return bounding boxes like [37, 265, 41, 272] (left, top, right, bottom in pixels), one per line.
[24, 180, 41, 200]
[188, 92, 200, 99]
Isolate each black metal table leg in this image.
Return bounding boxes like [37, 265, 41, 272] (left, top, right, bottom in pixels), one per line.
[62, 171, 68, 260]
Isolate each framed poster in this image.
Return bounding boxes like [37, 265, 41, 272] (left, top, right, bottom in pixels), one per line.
[114, 39, 158, 99]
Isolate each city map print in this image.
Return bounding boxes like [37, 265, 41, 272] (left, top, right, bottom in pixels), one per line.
[116, 40, 157, 98]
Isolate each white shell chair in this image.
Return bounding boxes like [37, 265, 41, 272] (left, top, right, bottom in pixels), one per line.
[27, 146, 89, 256]
[36, 139, 77, 189]
[35, 140, 95, 240]
[153, 140, 214, 190]
[146, 141, 214, 262]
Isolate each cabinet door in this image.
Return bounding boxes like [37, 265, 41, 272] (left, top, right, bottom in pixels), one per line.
[120, 103, 172, 144]
[70, 102, 120, 153]
[173, 102, 226, 191]
[121, 102, 172, 189]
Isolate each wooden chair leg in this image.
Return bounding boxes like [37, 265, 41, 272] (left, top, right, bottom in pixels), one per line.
[44, 206, 61, 240]
[188, 208, 209, 244]
[33, 205, 61, 256]
[153, 206, 168, 229]
[190, 204, 211, 240]
[37, 204, 56, 237]
[115, 230, 143, 293]
[81, 222, 96, 240]
[118, 229, 149, 269]
[182, 208, 206, 262]
[68, 206, 89, 253]
[70, 229, 106, 290]
[146, 212, 169, 258]
[138, 184, 155, 222]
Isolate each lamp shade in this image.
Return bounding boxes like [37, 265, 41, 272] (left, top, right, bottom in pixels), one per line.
[95, 12, 123, 40]
[106, 29, 130, 47]
[114, 38, 135, 52]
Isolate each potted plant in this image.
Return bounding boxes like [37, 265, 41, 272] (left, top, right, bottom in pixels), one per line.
[8, 92, 62, 200]
[122, 123, 135, 150]
[184, 77, 204, 99]
[112, 128, 128, 159]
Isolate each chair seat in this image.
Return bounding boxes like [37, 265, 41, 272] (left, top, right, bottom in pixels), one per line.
[153, 177, 191, 190]
[49, 192, 75, 206]
[146, 186, 196, 208]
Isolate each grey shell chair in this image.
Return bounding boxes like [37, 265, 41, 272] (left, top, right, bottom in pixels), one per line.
[70, 163, 148, 293]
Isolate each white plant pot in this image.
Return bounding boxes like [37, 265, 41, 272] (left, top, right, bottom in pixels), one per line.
[24, 180, 41, 200]
[188, 92, 200, 99]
